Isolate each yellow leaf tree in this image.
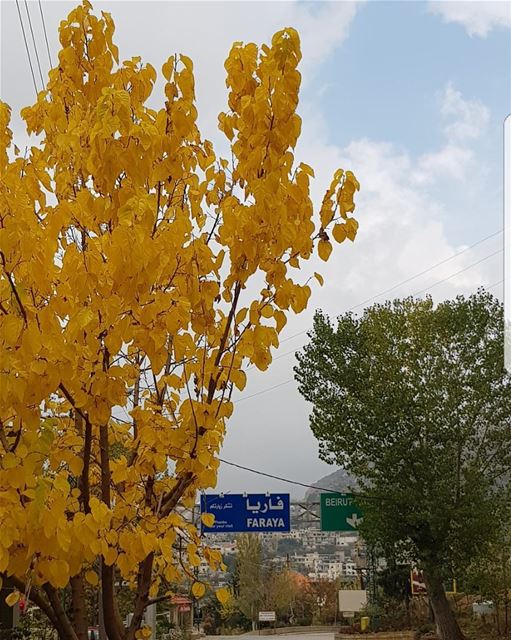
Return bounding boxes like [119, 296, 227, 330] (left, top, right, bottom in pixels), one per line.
[0, 2, 360, 639]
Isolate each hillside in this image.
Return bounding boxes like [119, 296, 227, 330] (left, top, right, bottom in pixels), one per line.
[304, 467, 357, 502]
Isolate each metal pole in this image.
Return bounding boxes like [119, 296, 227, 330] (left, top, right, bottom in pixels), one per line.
[147, 602, 157, 640]
[99, 559, 107, 640]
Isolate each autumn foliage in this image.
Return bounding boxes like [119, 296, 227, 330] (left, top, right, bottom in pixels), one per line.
[0, 2, 359, 638]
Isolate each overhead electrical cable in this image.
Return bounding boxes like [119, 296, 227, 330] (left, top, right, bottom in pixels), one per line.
[252, 240, 504, 369]
[216, 458, 341, 494]
[15, 0, 38, 96]
[409, 249, 502, 298]
[277, 228, 503, 347]
[346, 230, 503, 312]
[239, 251, 504, 403]
[37, 0, 53, 69]
[23, 0, 45, 89]
[216, 457, 388, 502]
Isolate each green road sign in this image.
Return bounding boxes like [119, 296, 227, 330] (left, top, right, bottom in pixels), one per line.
[320, 493, 364, 532]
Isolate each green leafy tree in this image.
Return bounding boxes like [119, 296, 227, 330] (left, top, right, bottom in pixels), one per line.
[234, 535, 264, 629]
[263, 568, 299, 623]
[305, 580, 338, 624]
[463, 503, 511, 637]
[376, 560, 412, 628]
[295, 291, 511, 640]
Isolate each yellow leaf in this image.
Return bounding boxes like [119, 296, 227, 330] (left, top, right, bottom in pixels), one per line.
[216, 587, 230, 604]
[299, 162, 315, 178]
[162, 56, 175, 81]
[345, 217, 359, 241]
[235, 308, 248, 324]
[180, 54, 193, 72]
[85, 570, 99, 587]
[332, 224, 347, 243]
[191, 581, 206, 598]
[314, 272, 324, 286]
[5, 591, 20, 606]
[231, 369, 247, 391]
[103, 547, 118, 566]
[260, 305, 273, 318]
[274, 310, 287, 333]
[318, 239, 332, 262]
[201, 513, 215, 528]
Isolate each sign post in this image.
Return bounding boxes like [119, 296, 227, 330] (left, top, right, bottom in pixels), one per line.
[258, 611, 276, 622]
[258, 610, 276, 633]
[320, 493, 363, 532]
[201, 494, 291, 533]
[338, 590, 367, 615]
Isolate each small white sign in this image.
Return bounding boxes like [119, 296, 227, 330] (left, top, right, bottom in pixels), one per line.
[338, 589, 367, 613]
[259, 611, 276, 622]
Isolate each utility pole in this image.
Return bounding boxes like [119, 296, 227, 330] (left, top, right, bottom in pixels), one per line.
[99, 559, 107, 640]
[147, 602, 157, 640]
[193, 504, 201, 633]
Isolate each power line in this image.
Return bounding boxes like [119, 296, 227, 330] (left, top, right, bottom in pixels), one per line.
[217, 457, 387, 502]
[409, 249, 502, 298]
[488, 279, 504, 290]
[38, 0, 53, 69]
[15, 0, 38, 97]
[238, 251, 503, 403]
[277, 228, 503, 347]
[236, 379, 294, 403]
[217, 457, 340, 494]
[248, 231, 503, 370]
[24, 0, 45, 89]
[347, 230, 502, 313]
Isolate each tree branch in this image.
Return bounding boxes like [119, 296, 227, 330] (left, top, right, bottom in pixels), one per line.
[0, 250, 27, 324]
[43, 583, 80, 640]
[2, 574, 60, 632]
[127, 553, 155, 640]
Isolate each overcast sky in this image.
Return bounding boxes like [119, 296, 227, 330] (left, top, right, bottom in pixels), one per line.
[1, 0, 510, 498]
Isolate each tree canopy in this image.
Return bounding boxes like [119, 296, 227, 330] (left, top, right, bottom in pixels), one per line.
[0, 2, 360, 638]
[295, 291, 511, 639]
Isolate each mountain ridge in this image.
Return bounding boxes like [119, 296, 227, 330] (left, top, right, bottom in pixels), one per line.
[304, 467, 357, 502]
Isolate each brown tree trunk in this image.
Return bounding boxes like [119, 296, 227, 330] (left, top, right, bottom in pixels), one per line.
[423, 568, 464, 640]
[42, 584, 80, 640]
[70, 573, 88, 640]
[99, 422, 125, 640]
[404, 590, 411, 628]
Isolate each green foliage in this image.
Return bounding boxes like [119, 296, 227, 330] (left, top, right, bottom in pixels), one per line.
[234, 534, 264, 623]
[377, 562, 412, 602]
[462, 507, 511, 636]
[295, 290, 511, 575]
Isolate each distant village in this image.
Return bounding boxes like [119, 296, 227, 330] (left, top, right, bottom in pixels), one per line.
[199, 527, 362, 587]
[197, 470, 367, 587]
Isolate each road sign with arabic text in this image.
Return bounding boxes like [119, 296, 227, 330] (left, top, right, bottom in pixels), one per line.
[200, 493, 290, 533]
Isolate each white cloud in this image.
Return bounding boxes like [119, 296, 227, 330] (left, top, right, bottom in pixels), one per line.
[218, 92, 502, 496]
[441, 82, 490, 141]
[1, 2, 503, 492]
[291, 1, 359, 72]
[414, 144, 475, 183]
[1, 0, 361, 144]
[294, 126, 500, 315]
[428, 0, 511, 37]
[412, 83, 489, 184]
